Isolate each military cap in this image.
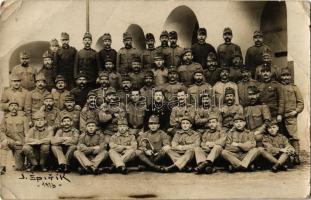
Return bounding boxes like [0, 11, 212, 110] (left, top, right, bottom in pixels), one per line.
[160, 30, 169, 38]
[225, 87, 235, 95]
[64, 94, 75, 102]
[102, 33, 111, 41]
[261, 64, 271, 72]
[121, 75, 131, 82]
[207, 52, 217, 60]
[20, 51, 30, 59]
[144, 70, 154, 78]
[241, 65, 250, 72]
[32, 111, 45, 120]
[281, 67, 291, 75]
[207, 112, 219, 121]
[75, 72, 87, 79]
[123, 32, 132, 40]
[86, 118, 97, 125]
[61, 113, 72, 121]
[233, 113, 245, 121]
[253, 30, 263, 37]
[247, 85, 260, 94]
[154, 52, 164, 60]
[10, 74, 21, 81]
[132, 56, 141, 63]
[50, 38, 59, 45]
[262, 52, 271, 58]
[267, 119, 278, 127]
[183, 48, 192, 55]
[180, 115, 193, 124]
[83, 32, 92, 40]
[117, 118, 128, 125]
[35, 73, 46, 81]
[61, 32, 69, 39]
[106, 87, 117, 95]
[87, 91, 97, 98]
[168, 66, 178, 74]
[223, 27, 232, 34]
[98, 71, 109, 78]
[145, 33, 155, 41]
[169, 31, 178, 39]
[220, 66, 230, 72]
[8, 99, 19, 106]
[197, 28, 207, 35]
[44, 94, 54, 100]
[105, 56, 114, 63]
[55, 75, 66, 83]
[193, 69, 204, 75]
[148, 115, 160, 124]
[42, 51, 53, 58]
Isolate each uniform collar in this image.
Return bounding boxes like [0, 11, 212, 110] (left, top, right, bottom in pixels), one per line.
[116, 131, 129, 137]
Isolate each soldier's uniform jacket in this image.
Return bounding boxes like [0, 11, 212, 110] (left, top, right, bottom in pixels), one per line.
[195, 106, 220, 129]
[245, 44, 271, 77]
[141, 48, 157, 70]
[97, 48, 117, 70]
[201, 128, 226, 151]
[43, 107, 60, 129]
[51, 128, 79, 146]
[117, 47, 140, 73]
[237, 79, 259, 107]
[55, 46, 77, 90]
[117, 90, 131, 104]
[140, 85, 156, 106]
[1, 87, 28, 112]
[258, 80, 283, 117]
[220, 104, 243, 128]
[109, 131, 137, 149]
[178, 62, 203, 86]
[126, 100, 146, 129]
[156, 46, 173, 68]
[70, 86, 92, 107]
[170, 105, 196, 127]
[79, 106, 99, 132]
[170, 45, 184, 67]
[229, 67, 243, 83]
[262, 134, 295, 155]
[11, 65, 37, 91]
[213, 81, 239, 106]
[51, 89, 70, 110]
[159, 82, 187, 101]
[152, 67, 168, 86]
[100, 103, 126, 135]
[25, 88, 50, 116]
[191, 42, 217, 68]
[204, 68, 221, 86]
[77, 131, 107, 151]
[171, 129, 200, 149]
[25, 126, 54, 145]
[279, 84, 304, 116]
[74, 48, 100, 84]
[59, 109, 80, 129]
[129, 72, 145, 90]
[137, 130, 171, 152]
[38, 66, 57, 91]
[0, 114, 28, 145]
[187, 82, 213, 104]
[255, 64, 279, 82]
[107, 71, 122, 91]
[217, 43, 242, 67]
[244, 104, 271, 131]
[225, 128, 256, 153]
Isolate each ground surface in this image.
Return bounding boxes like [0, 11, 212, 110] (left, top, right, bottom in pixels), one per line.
[0, 156, 310, 200]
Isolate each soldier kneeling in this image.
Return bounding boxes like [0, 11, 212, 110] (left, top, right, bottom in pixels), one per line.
[258, 120, 295, 173]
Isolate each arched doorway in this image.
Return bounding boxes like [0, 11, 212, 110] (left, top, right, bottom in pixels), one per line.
[260, 1, 288, 70]
[164, 5, 199, 48]
[125, 24, 146, 51]
[9, 41, 50, 72]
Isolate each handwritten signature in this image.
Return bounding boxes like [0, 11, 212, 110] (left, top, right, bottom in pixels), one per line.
[18, 173, 71, 188]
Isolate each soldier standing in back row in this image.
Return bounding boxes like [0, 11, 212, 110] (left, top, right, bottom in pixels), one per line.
[141, 33, 157, 70]
[97, 33, 117, 71]
[156, 30, 173, 68]
[38, 51, 57, 92]
[168, 31, 184, 67]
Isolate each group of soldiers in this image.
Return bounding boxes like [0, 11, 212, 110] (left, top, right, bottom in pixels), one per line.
[0, 27, 304, 175]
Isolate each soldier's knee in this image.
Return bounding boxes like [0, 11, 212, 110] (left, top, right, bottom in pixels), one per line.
[22, 145, 33, 153]
[213, 145, 223, 151]
[194, 147, 202, 152]
[74, 150, 81, 157]
[40, 145, 50, 153]
[68, 145, 77, 151]
[221, 150, 229, 156]
[257, 147, 265, 153]
[135, 150, 143, 156]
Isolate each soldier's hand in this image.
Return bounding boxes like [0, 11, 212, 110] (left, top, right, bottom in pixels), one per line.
[277, 115, 282, 122]
[288, 111, 297, 117]
[145, 150, 153, 156]
[74, 105, 81, 111]
[231, 142, 239, 147]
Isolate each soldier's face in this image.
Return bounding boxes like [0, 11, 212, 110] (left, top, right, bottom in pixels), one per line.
[103, 39, 111, 49]
[149, 123, 160, 131]
[193, 73, 204, 83]
[169, 38, 177, 46]
[62, 118, 73, 128]
[145, 77, 154, 86]
[208, 119, 218, 130]
[87, 95, 97, 108]
[268, 125, 279, 136]
[206, 59, 217, 71]
[61, 38, 70, 48]
[160, 36, 169, 46]
[261, 70, 272, 81]
[86, 123, 97, 134]
[183, 52, 193, 63]
[220, 70, 229, 80]
[50, 44, 59, 52]
[36, 80, 46, 89]
[225, 93, 235, 105]
[43, 58, 53, 69]
[34, 118, 46, 128]
[177, 91, 187, 103]
[122, 81, 132, 91]
[232, 56, 242, 67]
[241, 70, 251, 80]
[146, 39, 155, 48]
[181, 120, 192, 131]
[262, 56, 271, 63]
[281, 74, 292, 84]
[8, 103, 18, 114]
[154, 91, 164, 103]
[201, 96, 211, 107]
[43, 98, 54, 110]
[234, 119, 246, 130]
[223, 32, 232, 43]
[132, 62, 141, 72]
[76, 77, 87, 87]
[83, 38, 92, 48]
[105, 62, 114, 71]
[197, 34, 206, 42]
[11, 80, 21, 89]
[130, 91, 140, 102]
[118, 124, 128, 134]
[248, 91, 259, 105]
[123, 39, 132, 48]
[56, 80, 66, 90]
[253, 35, 263, 46]
[99, 76, 109, 87]
[64, 101, 75, 110]
[154, 59, 164, 68]
[20, 57, 29, 66]
[168, 72, 178, 81]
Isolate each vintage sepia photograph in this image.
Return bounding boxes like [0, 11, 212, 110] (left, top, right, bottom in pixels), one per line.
[0, 0, 310, 199]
